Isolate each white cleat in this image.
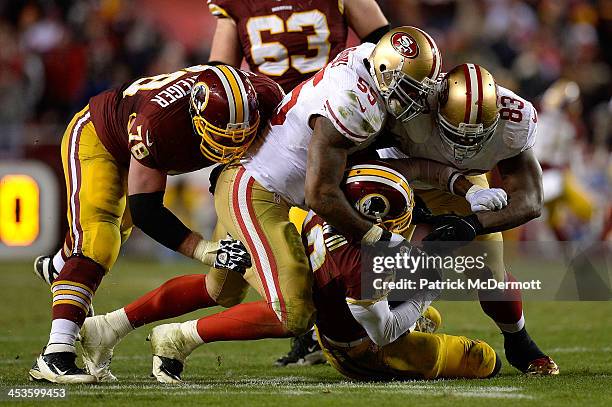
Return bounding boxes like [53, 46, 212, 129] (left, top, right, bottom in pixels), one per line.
[80, 315, 121, 382]
[147, 323, 199, 384]
[29, 351, 96, 384]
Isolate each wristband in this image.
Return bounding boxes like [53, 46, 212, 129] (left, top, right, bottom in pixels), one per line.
[192, 239, 219, 266]
[465, 184, 485, 198]
[361, 224, 384, 244]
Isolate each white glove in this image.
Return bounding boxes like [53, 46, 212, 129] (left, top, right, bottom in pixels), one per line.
[465, 185, 508, 212]
[362, 224, 405, 247]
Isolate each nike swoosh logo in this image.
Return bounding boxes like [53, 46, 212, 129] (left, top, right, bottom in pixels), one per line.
[145, 130, 154, 147]
[356, 98, 367, 113]
[307, 345, 318, 353]
[52, 365, 68, 375]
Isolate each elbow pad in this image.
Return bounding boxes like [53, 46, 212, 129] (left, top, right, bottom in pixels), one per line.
[128, 192, 191, 251]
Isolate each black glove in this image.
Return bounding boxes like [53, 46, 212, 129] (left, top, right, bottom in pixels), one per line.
[411, 195, 435, 224]
[422, 214, 483, 242]
[214, 237, 252, 274]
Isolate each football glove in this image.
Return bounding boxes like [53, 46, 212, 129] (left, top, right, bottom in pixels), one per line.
[214, 236, 252, 274]
[423, 214, 483, 242]
[465, 185, 508, 212]
[193, 235, 252, 274]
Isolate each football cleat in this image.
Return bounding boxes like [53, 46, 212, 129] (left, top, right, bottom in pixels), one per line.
[274, 331, 326, 367]
[33, 255, 59, 285]
[80, 315, 121, 382]
[29, 351, 96, 384]
[147, 323, 199, 384]
[414, 306, 441, 334]
[526, 356, 560, 376]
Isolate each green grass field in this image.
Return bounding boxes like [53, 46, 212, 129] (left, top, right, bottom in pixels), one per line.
[1, 258, 611, 406]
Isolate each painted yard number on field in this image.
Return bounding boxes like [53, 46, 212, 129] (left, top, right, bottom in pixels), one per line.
[0, 174, 39, 246]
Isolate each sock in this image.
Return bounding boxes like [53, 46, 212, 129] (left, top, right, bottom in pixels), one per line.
[196, 300, 291, 343]
[124, 274, 217, 328]
[51, 249, 66, 273]
[105, 308, 134, 339]
[48, 257, 105, 351]
[52, 249, 66, 273]
[479, 272, 524, 333]
[45, 319, 80, 354]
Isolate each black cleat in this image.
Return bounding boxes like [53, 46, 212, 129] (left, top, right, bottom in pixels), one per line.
[275, 331, 326, 367]
[29, 351, 96, 384]
[503, 327, 557, 374]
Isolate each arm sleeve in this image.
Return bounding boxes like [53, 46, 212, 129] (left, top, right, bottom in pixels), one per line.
[347, 298, 431, 346]
[128, 192, 192, 251]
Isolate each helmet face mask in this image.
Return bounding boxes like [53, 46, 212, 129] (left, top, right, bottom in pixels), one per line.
[189, 66, 260, 164]
[436, 63, 500, 162]
[437, 113, 499, 161]
[384, 72, 435, 122]
[368, 26, 442, 123]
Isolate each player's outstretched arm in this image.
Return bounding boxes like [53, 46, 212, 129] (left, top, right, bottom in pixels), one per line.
[127, 157, 251, 272]
[305, 116, 374, 241]
[208, 17, 243, 66]
[345, 0, 390, 43]
[475, 148, 543, 233]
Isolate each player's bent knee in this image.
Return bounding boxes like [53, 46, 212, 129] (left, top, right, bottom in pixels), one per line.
[81, 223, 122, 272]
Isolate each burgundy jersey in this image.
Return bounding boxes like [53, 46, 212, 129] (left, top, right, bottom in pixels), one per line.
[89, 66, 284, 173]
[208, 0, 348, 92]
[302, 212, 368, 343]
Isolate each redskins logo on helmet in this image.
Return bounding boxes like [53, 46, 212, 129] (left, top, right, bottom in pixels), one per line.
[437, 63, 499, 162]
[343, 161, 414, 233]
[190, 65, 260, 163]
[368, 26, 442, 123]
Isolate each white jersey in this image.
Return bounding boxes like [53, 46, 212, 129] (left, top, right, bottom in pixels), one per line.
[379, 86, 538, 182]
[243, 43, 386, 207]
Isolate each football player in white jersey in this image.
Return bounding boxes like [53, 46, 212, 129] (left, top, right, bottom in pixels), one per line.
[76, 27, 510, 382]
[377, 63, 559, 375]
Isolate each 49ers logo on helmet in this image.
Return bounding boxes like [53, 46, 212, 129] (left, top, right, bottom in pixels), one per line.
[390, 32, 419, 59]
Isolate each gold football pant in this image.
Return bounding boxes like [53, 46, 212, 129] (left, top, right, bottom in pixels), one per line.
[205, 165, 315, 335]
[415, 174, 505, 281]
[318, 329, 497, 380]
[60, 105, 132, 272]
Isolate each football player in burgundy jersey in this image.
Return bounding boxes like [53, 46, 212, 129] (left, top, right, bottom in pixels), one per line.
[141, 161, 502, 382]
[207, 0, 390, 92]
[29, 65, 284, 384]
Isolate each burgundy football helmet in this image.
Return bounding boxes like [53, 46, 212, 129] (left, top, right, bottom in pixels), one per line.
[343, 160, 415, 233]
[190, 65, 260, 163]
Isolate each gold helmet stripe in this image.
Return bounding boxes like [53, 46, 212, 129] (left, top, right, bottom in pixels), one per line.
[226, 65, 250, 123]
[208, 66, 237, 124]
[346, 167, 412, 202]
[346, 173, 411, 204]
[217, 65, 245, 124]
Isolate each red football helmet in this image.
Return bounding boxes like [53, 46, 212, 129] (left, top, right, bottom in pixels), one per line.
[190, 65, 260, 163]
[343, 161, 415, 233]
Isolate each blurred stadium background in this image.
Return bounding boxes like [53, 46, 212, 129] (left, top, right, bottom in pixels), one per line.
[0, 0, 610, 257]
